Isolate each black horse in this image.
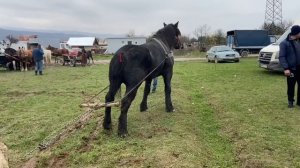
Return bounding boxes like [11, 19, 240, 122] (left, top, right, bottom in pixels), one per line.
[86, 50, 94, 64]
[103, 22, 181, 137]
[3, 48, 20, 70]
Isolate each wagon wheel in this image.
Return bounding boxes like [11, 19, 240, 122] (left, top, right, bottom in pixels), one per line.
[71, 57, 76, 67]
[59, 57, 65, 66]
[241, 50, 249, 57]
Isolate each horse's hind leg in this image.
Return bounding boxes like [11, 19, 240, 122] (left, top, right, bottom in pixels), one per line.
[118, 85, 138, 137]
[140, 79, 152, 112]
[25, 62, 28, 71]
[91, 56, 94, 64]
[20, 61, 26, 71]
[103, 81, 121, 130]
[12, 61, 16, 70]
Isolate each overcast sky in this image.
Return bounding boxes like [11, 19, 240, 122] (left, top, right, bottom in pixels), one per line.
[0, 0, 299, 37]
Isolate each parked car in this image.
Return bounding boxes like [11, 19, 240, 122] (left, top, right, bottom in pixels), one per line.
[206, 45, 240, 63]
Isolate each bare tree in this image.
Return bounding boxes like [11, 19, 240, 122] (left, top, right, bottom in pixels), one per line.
[6, 35, 18, 45]
[126, 29, 135, 37]
[261, 20, 294, 35]
[193, 24, 210, 51]
[212, 29, 226, 45]
[179, 35, 191, 48]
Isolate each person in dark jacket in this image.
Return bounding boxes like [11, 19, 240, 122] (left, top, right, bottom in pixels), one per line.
[32, 44, 44, 75]
[279, 25, 300, 108]
[151, 77, 158, 93]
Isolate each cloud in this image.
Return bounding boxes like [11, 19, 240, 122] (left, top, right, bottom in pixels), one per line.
[0, 0, 299, 37]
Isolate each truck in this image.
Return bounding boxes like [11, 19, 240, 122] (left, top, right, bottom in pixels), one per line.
[227, 30, 275, 57]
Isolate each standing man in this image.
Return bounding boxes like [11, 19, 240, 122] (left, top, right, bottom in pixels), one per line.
[32, 44, 44, 75]
[279, 25, 300, 108]
[151, 77, 158, 93]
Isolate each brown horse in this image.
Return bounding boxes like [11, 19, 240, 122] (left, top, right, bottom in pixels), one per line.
[18, 47, 33, 71]
[46, 45, 69, 63]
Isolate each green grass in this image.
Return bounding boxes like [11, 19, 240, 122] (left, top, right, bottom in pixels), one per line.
[1, 58, 300, 167]
[174, 50, 207, 58]
[93, 54, 113, 61]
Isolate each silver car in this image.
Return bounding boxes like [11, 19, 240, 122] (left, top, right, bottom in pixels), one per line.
[206, 45, 240, 63]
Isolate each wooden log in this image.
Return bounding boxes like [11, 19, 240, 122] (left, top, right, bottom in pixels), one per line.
[80, 102, 120, 109]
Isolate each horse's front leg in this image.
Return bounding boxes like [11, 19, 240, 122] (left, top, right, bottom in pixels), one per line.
[25, 62, 28, 71]
[163, 71, 174, 112]
[140, 79, 152, 112]
[20, 62, 24, 71]
[12, 61, 16, 70]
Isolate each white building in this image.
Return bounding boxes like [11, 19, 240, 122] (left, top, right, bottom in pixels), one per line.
[105, 37, 147, 54]
[65, 37, 99, 50]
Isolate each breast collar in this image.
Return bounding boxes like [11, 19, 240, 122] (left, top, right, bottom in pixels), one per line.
[152, 38, 173, 58]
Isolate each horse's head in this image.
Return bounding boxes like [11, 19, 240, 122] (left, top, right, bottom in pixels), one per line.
[164, 22, 181, 49]
[47, 45, 56, 51]
[157, 22, 181, 50]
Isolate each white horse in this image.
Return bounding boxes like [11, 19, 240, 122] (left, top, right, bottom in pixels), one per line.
[0, 48, 5, 55]
[43, 48, 52, 65]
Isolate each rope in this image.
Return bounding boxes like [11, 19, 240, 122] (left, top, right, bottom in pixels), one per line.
[84, 85, 110, 104]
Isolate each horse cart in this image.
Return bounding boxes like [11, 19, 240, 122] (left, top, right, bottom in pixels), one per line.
[62, 48, 83, 67]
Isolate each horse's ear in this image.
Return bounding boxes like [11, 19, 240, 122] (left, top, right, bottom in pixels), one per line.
[163, 23, 167, 27]
[174, 21, 179, 28]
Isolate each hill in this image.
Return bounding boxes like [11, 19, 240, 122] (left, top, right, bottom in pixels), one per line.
[0, 27, 120, 48]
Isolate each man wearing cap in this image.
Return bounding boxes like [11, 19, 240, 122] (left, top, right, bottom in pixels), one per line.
[279, 25, 300, 108]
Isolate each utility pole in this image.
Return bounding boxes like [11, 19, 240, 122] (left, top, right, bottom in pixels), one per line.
[265, 0, 282, 24]
[265, 0, 283, 34]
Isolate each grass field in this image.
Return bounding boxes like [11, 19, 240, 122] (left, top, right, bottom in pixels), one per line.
[1, 58, 300, 168]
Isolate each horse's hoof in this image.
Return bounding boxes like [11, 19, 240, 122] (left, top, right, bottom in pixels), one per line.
[103, 129, 112, 135]
[118, 133, 129, 138]
[140, 106, 148, 112]
[103, 123, 112, 130]
[118, 130, 128, 138]
[140, 103, 148, 112]
[166, 108, 175, 112]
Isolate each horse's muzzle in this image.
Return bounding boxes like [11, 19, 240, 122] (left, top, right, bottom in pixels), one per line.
[175, 37, 181, 49]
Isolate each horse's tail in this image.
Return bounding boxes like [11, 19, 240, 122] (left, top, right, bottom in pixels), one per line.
[109, 51, 126, 81]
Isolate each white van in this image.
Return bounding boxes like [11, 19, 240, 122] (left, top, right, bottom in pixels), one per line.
[258, 21, 300, 71]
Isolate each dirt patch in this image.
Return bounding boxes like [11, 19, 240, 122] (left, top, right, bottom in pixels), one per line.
[138, 126, 172, 139]
[22, 108, 102, 168]
[47, 152, 69, 168]
[77, 114, 103, 153]
[5, 90, 83, 98]
[117, 156, 146, 168]
[22, 157, 38, 168]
